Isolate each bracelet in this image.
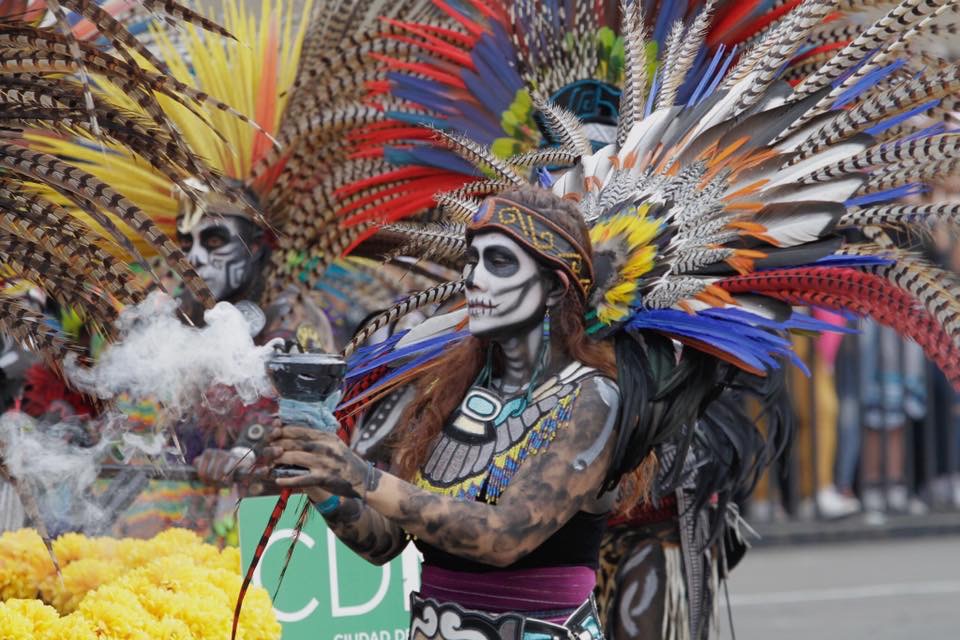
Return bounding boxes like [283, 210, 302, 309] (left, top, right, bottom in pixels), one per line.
[314, 494, 341, 515]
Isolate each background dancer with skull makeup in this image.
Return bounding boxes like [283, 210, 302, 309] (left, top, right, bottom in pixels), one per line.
[0, 0, 427, 543]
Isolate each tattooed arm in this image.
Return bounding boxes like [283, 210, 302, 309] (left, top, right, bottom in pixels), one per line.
[273, 387, 415, 566]
[314, 493, 409, 565]
[269, 376, 620, 568]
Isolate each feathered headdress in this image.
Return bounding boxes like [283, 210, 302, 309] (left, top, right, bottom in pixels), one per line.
[334, 0, 960, 395]
[0, 0, 258, 585]
[25, 0, 314, 251]
[0, 0, 260, 362]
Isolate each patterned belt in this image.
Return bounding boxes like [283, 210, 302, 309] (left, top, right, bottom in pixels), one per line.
[409, 593, 605, 640]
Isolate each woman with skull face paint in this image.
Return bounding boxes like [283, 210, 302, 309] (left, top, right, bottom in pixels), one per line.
[251, 2, 960, 638]
[266, 187, 637, 639]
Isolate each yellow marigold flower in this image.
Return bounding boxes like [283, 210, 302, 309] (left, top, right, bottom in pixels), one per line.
[0, 601, 34, 640]
[0, 599, 61, 637]
[0, 529, 55, 600]
[40, 557, 127, 613]
[1, 528, 280, 640]
[45, 613, 97, 640]
[219, 546, 242, 573]
[51, 532, 115, 566]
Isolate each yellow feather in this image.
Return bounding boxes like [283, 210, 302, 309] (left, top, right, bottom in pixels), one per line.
[20, 0, 312, 259]
[590, 206, 663, 326]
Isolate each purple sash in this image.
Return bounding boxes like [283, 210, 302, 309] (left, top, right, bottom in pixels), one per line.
[420, 565, 596, 621]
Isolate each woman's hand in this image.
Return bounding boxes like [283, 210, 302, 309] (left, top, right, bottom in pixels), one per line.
[263, 422, 369, 499]
[195, 447, 254, 486]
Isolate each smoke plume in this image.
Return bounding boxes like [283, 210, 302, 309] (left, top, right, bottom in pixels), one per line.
[65, 292, 277, 414]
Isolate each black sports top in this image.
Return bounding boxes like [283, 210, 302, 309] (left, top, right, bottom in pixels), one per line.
[415, 510, 609, 572]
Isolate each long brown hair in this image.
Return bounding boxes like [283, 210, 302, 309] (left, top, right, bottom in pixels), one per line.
[392, 288, 617, 480]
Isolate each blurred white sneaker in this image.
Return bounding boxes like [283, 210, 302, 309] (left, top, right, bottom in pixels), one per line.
[863, 509, 887, 526]
[886, 484, 910, 513]
[817, 485, 860, 519]
[862, 487, 885, 513]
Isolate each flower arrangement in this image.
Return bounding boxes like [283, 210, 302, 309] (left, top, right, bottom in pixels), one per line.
[0, 528, 280, 639]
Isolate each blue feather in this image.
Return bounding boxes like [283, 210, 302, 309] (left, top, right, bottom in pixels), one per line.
[846, 183, 928, 207]
[387, 74, 470, 122]
[645, 68, 661, 117]
[811, 254, 894, 268]
[676, 45, 710, 105]
[537, 168, 555, 188]
[688, 44, 726, 107]
[341, 334, 470, 409]
[902, 121, 948, 144]
[383, 147, 481, 175]
[384, 110, 449, 129]
[347, 330, 469, 379]
[470, 31, 522, 107]
[833, 59, 906, 109]
[865, 99, 941, 136]
[449, 100, 504, 143]
[702, 45, 738, 103]
[348, 331, 404, 366]
[626, 310, 790, 371]
[462, 68, 511, 127]
[653, 0, 687, 49]
[701, 307, 854, 334]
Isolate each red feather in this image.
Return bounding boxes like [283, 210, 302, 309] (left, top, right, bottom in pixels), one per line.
[720, 0, 806, 46]
[232, 488, 291, 640]
[232, 368, 392, 638]
[385, 33, 474, 69]
[380, 17, 475, 48]
[708, 0, 766, 46]
[370, 54, 467, 89]
[773, 288, 960, 389]
[718, 268, 960, 389]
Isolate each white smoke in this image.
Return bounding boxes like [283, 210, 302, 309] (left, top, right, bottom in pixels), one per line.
[0, 412, 109, 535]
[65, 292, 278, 414]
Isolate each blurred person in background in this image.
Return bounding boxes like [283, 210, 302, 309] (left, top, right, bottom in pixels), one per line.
[792, 310, 860, 519]
[834, 331, 863, 511]
[857, 321, 927, 518]
[924, 222, 960, 508]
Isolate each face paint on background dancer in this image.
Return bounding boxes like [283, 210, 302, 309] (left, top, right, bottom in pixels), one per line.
[177, 216, 256, 301]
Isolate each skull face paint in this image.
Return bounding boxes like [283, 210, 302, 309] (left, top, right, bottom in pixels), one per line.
[176, 215, 255, 301]
[464, 232, 548, 338]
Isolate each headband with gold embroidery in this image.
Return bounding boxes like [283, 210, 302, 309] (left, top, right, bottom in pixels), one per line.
[468, 197, 594, 301]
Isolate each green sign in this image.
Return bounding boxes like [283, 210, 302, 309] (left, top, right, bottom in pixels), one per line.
[239, 496, 420, 640]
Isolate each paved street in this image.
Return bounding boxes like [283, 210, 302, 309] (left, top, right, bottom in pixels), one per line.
[724, 536, 960, 639]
